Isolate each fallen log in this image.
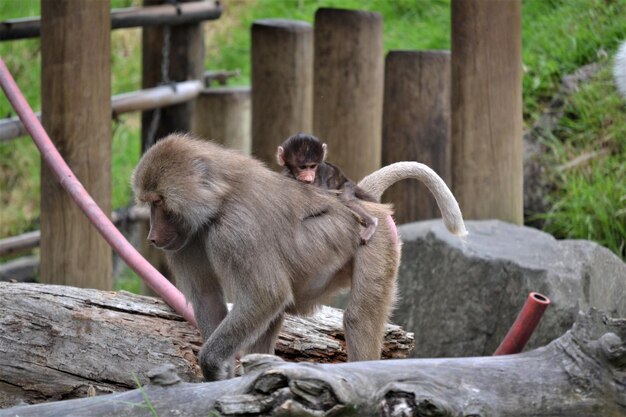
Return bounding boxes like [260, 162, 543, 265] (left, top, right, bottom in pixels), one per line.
[1, 308, 623, 417]
[0, 282, 413, 408]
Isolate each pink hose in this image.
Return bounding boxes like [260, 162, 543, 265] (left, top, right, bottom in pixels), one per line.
[494, 292, 550, 355]
[0, 58, 196, 326]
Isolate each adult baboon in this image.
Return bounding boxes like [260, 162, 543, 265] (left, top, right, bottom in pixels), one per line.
[132, 133, 466, 380]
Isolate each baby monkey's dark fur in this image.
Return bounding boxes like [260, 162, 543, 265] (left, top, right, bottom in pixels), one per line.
[277, 133, 379, 242]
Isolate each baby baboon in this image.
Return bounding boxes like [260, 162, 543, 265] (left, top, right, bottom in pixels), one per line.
[277, 133, 378, 242]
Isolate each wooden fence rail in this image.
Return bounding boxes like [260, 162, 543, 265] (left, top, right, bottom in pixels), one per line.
[0, 206, 149, 258]
[0, 70, 239, 142]
[0, 1, 222, 41]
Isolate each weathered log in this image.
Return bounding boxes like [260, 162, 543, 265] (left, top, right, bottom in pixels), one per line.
[0, 282, 413, 408]
[1, 308, 623, 417]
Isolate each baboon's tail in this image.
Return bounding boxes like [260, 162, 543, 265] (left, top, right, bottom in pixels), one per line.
[358, 162, 468, 237]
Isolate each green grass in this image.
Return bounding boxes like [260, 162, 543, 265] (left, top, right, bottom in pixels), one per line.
[543, 167, 626, 258]
[521, 0, 626, 120]
[114, 263, 144, 294]
[538, 65, 626, 258]
[208, 0, 452, 86]
[1, 0, 625, 281]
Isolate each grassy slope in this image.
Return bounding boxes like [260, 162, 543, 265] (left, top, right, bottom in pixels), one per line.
[519, 0, 626, 258]
[0, 0, 624, 259]
[541, 64, 626, 258]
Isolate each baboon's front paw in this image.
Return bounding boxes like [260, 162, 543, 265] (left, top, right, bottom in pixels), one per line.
[199, 348, 233, 381]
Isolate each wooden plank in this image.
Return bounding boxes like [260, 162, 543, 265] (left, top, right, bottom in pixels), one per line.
[0, 256, 38, 282]
[0, 115, 34, 142]
[40, 0, 112, 289]
[451, 0, 523, 224]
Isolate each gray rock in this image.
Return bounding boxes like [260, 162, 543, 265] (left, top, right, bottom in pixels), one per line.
[393, 219, 626, 358]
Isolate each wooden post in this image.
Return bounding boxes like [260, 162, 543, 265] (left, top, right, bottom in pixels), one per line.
[313, 8, 384, 181]
[382, 51, 451, 224]
[251, 19, 313, 167]
[40, 0, 112, 289]
[192, 87, 251, 154]
[451, 0, 523, 224]
[141, 0, 205, 292]
[141, 0, 205, 150]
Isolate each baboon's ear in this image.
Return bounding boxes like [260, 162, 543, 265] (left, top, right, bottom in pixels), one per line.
[276, 146, 286, 166]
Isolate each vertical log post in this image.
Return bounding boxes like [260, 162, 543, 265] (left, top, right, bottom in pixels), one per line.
[192, 87, 251, 154]
[40, 0, 112, 289]
[141, 0, 205, 148]
[313, 8, 384, 181]
[141, 0, 205, 292]
[451, 0, 523, 224]
[251, 19, 313, 167]
[382, 51, 451, 224]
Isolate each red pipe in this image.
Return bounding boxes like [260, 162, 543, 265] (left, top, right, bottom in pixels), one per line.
[494, 292, 550, 355]
[0, 58, 196, 327]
